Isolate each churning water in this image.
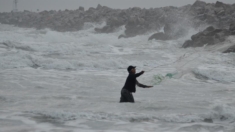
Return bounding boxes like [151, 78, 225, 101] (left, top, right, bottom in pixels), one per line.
[1, 23, 235, 132]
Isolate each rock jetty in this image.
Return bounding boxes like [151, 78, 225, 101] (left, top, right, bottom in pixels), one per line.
[0, 1, 234, 40]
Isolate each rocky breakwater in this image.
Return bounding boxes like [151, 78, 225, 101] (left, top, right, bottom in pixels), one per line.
[0, 8, 85, 31]
[182, 22, 235, 53]
[0, 1, 234, 38]
[188, 1, 235, 29]
[148, 1, 235, 41]
[119, 6, 192, 39]
[148, 22, 189, 41]
[0, 5, 121, 32]
[182, 26, 231, 47]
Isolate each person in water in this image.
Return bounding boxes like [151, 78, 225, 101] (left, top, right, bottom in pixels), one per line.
[120, 66, 153, 103]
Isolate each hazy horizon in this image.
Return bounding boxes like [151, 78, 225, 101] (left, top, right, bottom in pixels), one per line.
[0, 0, 234, 12]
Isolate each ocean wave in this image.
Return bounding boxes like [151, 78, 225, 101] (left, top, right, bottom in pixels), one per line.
[25, 111, 157, 123]
[0, 41, 35, 52]
[193, 66, 235, 83]
[1, 23, 235, 85]
[204, 104, 235, 122]
[24, 103, 235, 125]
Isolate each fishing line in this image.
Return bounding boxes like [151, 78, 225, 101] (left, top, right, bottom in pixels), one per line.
[147, 46, 207, 85]
[146, 47, 199, 72]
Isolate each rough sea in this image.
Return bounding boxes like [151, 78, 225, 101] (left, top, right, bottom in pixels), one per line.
[0, 23, 235, 132]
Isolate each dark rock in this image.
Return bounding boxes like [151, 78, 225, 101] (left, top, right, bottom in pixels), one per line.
[79, 6, 85, 11]
[190, 36, 219, 47]
[204, 118, 213, 123]
[191, 26, 214, 40]
[184, 26, 231, 48]
[0, 1, 234, 34]
[223, 45, 235, 53]
[215, 1, 226, 8]
[206, 15, 218, 24]
[87, 7, 96, 14]
[214, 7, 226, 16]
[148, 32, 170, 41]
[229, 22, 235, 35]
[220, 115, 228, 120]
[214, 29, 231, 41]
[182, 40, 193, 48]
[96, 4, 102, 10]
[192, 0, 207, 8]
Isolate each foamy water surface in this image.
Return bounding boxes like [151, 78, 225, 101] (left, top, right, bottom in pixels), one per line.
[0, 23, 235, 132]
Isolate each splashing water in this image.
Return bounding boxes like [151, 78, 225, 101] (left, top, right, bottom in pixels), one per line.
[1, 23, 235, 132]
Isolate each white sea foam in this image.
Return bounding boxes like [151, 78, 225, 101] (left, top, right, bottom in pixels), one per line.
[1, 23, 235, 132]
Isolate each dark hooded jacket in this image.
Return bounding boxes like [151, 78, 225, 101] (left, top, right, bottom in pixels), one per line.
[122, 71, 148, 92]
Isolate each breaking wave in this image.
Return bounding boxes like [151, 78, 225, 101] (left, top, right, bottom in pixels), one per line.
[23, 103, 235, 125]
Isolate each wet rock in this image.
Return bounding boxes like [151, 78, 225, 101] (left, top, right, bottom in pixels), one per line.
[229, 22, 235, 35]
[192, 0, 207, 8]
[96, 4, 102, 10]
[191, 36, 219, 47]
[183, 26, 231, 48]
[203, 118, 213, 123]
[223, 45, 235, 53]
[191, 26, 214, 40]
[79, 6, 84, 11]
[0, 1, 234, 34]
[182, 40, 193, 48]
[214, 7, 226, 16]
[215, 1, 226, 8]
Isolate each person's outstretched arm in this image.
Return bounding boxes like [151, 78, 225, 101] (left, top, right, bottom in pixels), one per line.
[135, 71, 144, 78]
[136, 80, 153, 88]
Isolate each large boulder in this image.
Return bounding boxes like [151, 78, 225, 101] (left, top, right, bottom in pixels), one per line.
[214, 7, 226, 16]
[96, 4, 102, 10]
[182, 26, 231, 48]
[189, 0, 207, 16]
[79, 6, 85, 11]
[215, 1, 226, 8]
[192, 0, 207, 8]
[223, 45, 235, 53]
[229, 22, 235, 35]
[191, 26, 215, 40]
[183, 36, 220, 47]
[182, 40, 193, 48]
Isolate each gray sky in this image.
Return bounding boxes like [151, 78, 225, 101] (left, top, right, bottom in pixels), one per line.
[0, 0, 234, 12]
